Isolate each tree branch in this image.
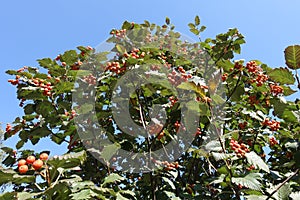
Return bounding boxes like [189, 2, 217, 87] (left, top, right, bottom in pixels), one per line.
[266, 168, 299, 200]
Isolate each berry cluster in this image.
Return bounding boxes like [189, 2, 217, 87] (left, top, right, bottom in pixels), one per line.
[195, 127, 202, 136]
[8, 75, 20, 85]
[234, 62, 243, 70]
[249, 95, 259, 106]
[30, 78, 53, 96]
[196, 95, 212, 103]
[65, 110, 77, 120]
[255, 73, 268, 86]
[245, 61, 268, 86]
[270, 84, 283, 96]
[221, 73, 228, 82]
[19, 98, 25, 107]
[230, 139, 250, 157]
[70, 60, 83, 70]
[83, 74, 97, 85]
[152, 159, 179, 171]
[167, 69, 192, 86]
[269, 137, 278, 147]
[110, 29, 127, 39]
[148, 123, 163, 135]
[6, 123, 12, 132]
[238, 121, 247, 130]
[246, 165, 255, 171]
[150, 65, 161, 71]
[17, 153, 48, 174]
[262, 118, 280, 131]
[246, 61, 259, 73]
[105, 61, 125, 74]
[174, 121, 181, 131]
[17, 66, 28, 73]
[168, 96, 178, 107]
[157, 130, 165, 140]
[123, 48, 145, 59]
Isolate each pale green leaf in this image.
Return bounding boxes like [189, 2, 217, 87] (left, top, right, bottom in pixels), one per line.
[245, 152, 269, 173]
[162, 177, 175, 190]
[284, 45, 300, 69]
[232, 173, 262, 191]
[102, 173, 125, 185]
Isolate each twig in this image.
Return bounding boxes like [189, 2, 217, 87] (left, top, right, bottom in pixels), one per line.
[266, 169, 299, 200]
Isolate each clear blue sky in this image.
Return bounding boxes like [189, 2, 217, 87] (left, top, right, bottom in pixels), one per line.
[1, 0, 300, 154]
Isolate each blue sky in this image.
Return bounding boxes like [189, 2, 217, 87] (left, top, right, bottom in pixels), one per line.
[1, 0, 300, 154]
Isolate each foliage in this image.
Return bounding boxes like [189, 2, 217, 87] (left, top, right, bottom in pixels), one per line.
[1, 16, 300, 199]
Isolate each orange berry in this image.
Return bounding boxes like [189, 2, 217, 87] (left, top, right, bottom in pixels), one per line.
[32, 159, 43, 170]
[18, 159, 27, 167]
[39, 153, 49, 161]
[18, 165, 28, 174]
[26, 155, 36, 164]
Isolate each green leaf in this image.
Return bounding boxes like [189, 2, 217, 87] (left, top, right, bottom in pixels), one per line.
[165, 17, 170, 25]
[16, 140, 25, 149]
[12, 174, 35, 185]
[232, 173, 262, 191]
[102, 173, 125, 185]
[0, 168, 14, 185]
[54, 81, 75, 94]
[211, 152, 232, 161]
[199, 25, 206, 32]
[163, 191, 181, 200]
[116, 192, 130, 200]
[205, 140, 222, 152]
[284, 45, 300, 69]
[245, 195, 268, 200]
[195, 15, 200, 26]
[116, 44, 127, 54]
[245, 152, 269, 173]
[47, 150, 86, 169]
[24, 104, 35, 115]
[290, 191, 300, 200]
[121, 21, 132, 30]
[70, 189, 99, 200]
[210, 174, 226, 184]
[282, 85, 297, 96]
[101, 143, 121, 162]
[76, 103, 94, 115]
[37, 58, 55, 69]
[268, 67, 295, 84]
[190, 28, 200, 35]
[267, 183, 291, 200]
[119, 190, 136, 199]
[61, 50, 78, 65]
[17, 192, 42, 200]
[0, 192, 16, 200]
[162, 177, 175, 190]
[278, 183, 291, 200]
[188, 23, 195, 29]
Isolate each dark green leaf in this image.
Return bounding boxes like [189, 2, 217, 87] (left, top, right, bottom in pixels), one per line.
[195, 15, 200, 26]
[61, 50, 78, 65]
[165, 17, 170, 25]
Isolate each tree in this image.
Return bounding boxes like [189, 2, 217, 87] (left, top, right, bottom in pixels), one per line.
[0, 16, 300, 199]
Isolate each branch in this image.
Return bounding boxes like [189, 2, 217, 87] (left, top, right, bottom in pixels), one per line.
[266, 168, 299, 200]
[225, 71, 242, 103]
